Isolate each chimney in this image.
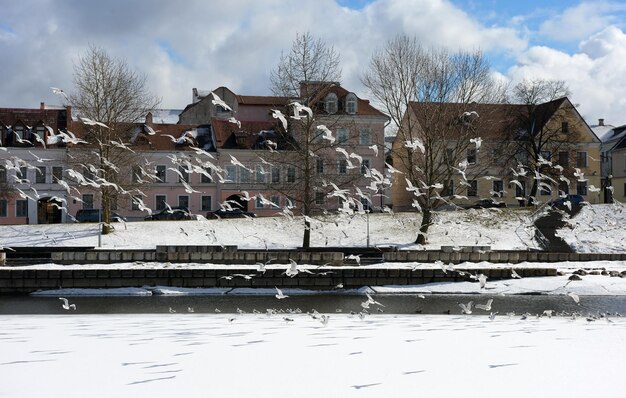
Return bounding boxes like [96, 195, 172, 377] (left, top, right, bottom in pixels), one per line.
[598, 118, 604, 126]
[145, 112, 153, 125]
[40, 102, 45, 110]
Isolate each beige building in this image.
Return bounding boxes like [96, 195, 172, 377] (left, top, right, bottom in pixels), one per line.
[392, 97, 602, 211]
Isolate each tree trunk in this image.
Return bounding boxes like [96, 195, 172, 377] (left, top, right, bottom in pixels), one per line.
[302, 219, 311, 249]
[415, 209, 431, 244]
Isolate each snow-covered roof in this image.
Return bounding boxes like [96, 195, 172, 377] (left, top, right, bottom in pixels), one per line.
[591, 123, 626, 145]
[150, 109, 182, 124]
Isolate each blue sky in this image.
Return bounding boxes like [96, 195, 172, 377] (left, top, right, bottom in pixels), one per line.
[1, 0, 626, 124]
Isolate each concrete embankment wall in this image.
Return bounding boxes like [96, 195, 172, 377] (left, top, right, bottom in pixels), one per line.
[0, 266, 556, 295]
[383, 250, 626, 263]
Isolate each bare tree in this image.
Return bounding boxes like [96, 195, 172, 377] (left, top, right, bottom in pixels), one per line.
[362, 35, 507, 244]
[506, 78, 577, 202]
[69, 45, 160, 233]
[269, 32, 360, 248]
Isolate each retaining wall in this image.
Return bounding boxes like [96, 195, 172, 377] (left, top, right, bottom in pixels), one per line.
[383, 250, 626, 264]
[0, 266, 557, 295]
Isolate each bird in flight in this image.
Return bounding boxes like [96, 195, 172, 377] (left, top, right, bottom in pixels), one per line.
[475, 299, 493, 311]
[59, 297, 76, 310]
[458, 301, 473, 314]
[211, 92, 233, 111]
[275, 286, 288, 299]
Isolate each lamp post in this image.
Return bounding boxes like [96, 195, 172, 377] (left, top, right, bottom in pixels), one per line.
[366, 209, 370, 248]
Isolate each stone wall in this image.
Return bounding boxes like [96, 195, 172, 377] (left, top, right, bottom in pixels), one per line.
[0, 266, 557, 295]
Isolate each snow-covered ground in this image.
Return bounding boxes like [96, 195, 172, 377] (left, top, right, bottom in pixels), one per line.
[2, 204, 624, 252]
[1, 313, 624, 398]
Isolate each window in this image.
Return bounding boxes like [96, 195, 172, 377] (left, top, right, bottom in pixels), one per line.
[443, 179, 454, 197]
[576, 151, 587, 168]
[0, 165, 6, 183]
[514, 180, 526, 198]
[624, 154, 626, 171]
[361, 159, 370, 175]
[359, 128, 371, 145]
[225, 165, 236, 183]
[540, 150, 551, 163]
[337, 128, 348, 143]
[131, 195, 141, 211]
[19, 167, 28, 179]
[325, 93, 338, 114]
[16, 200, 28, 217]
[492, 180, 504, 197]
[14, 126, 24, 140]
[255, 165, 266, 183]
[178, 166, 190, 183]
[0, 200, 6, 217]
[562, 121, 569, 133]
[83, 165, 96, 181]
[82, 194, 94, 209]
[201, 195, 212, 212]
[540, 183, 552, 196]
[446, 148, 454, 163]
[338, 159, 347, 174]
[360, 197, 371, 212]
[156, 165, 166, 183]
[467, 180, 478, 197]
[255, 196, 264, 209]
[287, 166, 296, 183]
[558, 151, 569, 168]
[178, 195, 189, 209]
[577, 181, 588, 196]
[315, 192, 325, 205]
[312, 128, 325, 144]
[624, 183, 626, 197]
[52, 166, 63, 183]
[201, 168, 213, 183]
[155, 195, 167, 211]
[35, 167, 46, 184]
[240, 167, 251, 183]
[346, 94, 357, 114]
[467, 149, 477, 165]
[36, 126, 45, 143]
[270, 195, 280, 208]
[271, 166, 280, 183]
[316, 159, 324, 174]
[558, 181, 569, 196]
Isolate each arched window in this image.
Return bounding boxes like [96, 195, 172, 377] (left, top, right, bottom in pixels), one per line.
[346, 93, 358, 114]
[325, 93, 338, 114]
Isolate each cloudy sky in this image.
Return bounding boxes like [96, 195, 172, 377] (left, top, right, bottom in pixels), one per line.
[1, 0, 625, 126]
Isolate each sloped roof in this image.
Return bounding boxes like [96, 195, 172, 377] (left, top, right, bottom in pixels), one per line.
[406, 97, 572, 139]
[211, 118, 280, 149]
[0, 107, 68, 132]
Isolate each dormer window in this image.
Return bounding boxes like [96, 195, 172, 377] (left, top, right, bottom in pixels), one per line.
[325, 93, 338, 114]
[346, 93, 357, 114]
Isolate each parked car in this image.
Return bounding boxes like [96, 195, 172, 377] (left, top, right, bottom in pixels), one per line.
[548, 194, 585, 209]
[465, 199, 507, 209]
[144, 207, 193, 221]
[75, 209, 127, 223]
[206, 208, 256, 219]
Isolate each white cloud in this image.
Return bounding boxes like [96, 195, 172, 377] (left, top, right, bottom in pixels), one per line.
[508, 25, 626, 126]
[539, 1, 626, 42]
[0, 0, 528, 111]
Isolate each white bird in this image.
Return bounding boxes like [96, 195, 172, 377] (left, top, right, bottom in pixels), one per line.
[230, 155, 251, 172]
[470, 137, 482, 150]
[368, 144, 379, 157]
[50, 87, 69, 101]
[475, 299, 493, 311]
[228, 117, 241, 128]
[458, 301, 473, 314]
[59, 297, 76, 310]
[284, 259, 299, 277]
[567, 292, 580, 304]
[289, 101, 313, 119]
[80, 117, 109, 129]
[347, 254, 361, 265]
[271, 109, 288, 130]
[477, 274, 488, 289]
[573, 168, 587, 182]
[511, 269, 522, 279]
[275, 286, 289, 299]
[462, 111, 479, 118]
[404, 139, 425, 153]
[211, 92, 232, 111]
[316, 125, 335, 143]
[385, 162, 404, 174]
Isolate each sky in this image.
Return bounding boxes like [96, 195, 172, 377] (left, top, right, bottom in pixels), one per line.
[1, 0, 626, 126]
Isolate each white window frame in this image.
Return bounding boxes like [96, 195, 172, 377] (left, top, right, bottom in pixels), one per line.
[325, 93, 338, 114]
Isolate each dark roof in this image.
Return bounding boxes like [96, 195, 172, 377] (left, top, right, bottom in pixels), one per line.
[211, 118, 282, 149]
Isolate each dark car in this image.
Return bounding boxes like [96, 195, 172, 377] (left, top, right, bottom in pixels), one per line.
[75, 209, 127, 223]
[467, 199, 507, 209]
[206, 208, 256, 219]
[548, 194, 585, 209]
[144, 207, 193, 221]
